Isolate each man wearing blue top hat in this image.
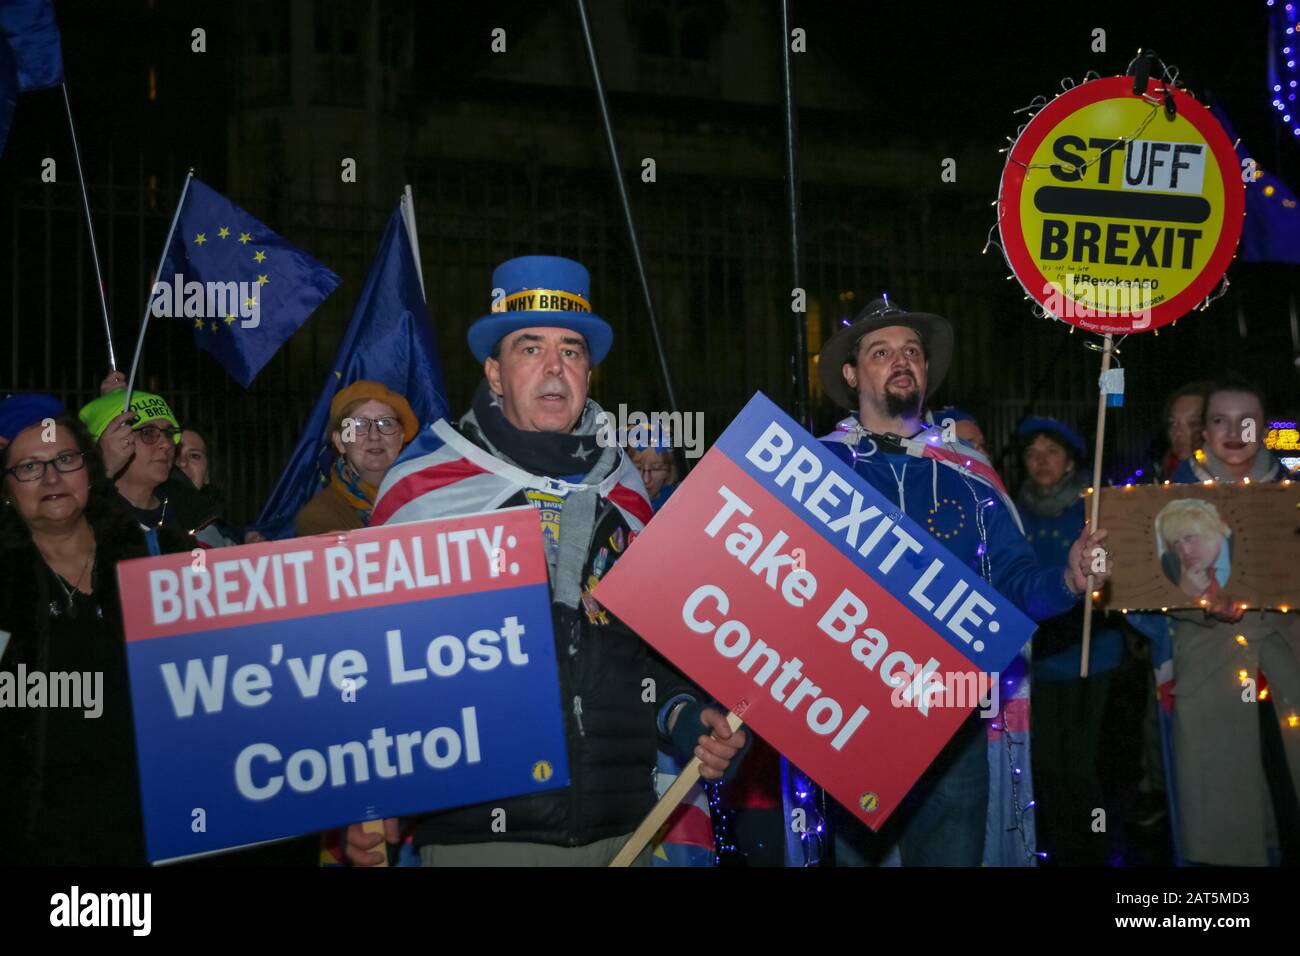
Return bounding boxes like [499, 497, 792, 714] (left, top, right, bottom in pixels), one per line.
[346, 255, 748, 866]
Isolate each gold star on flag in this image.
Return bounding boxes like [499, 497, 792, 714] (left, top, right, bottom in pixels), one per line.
[194, 233, 207, 246]
[217, 227, 230, 239]
[238, 232, 252, 244]
[210, 321, 218, 332]
[193, 318, 204, 329]
[224, 314, 237, 326]
[245, 296, 257, 309]
[257, 274, 269, 286]
[253, 250, 266, 263]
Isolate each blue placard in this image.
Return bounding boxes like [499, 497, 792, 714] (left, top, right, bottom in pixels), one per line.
[712, 392, 1037, 674]
[117, 508, 569, 863]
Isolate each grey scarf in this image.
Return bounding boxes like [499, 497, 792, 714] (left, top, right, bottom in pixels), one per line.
[459, 397, 619, 610]
[1188, 448, 1282, 483]
[1017, 470, 1088, 518]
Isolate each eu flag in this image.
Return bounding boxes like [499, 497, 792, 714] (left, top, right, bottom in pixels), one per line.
[1211, 101, 1300, 265]
[150, 177, 341, 386]
[0, 37, 15, 157]
[254, 203, 449, 539]
[0, 0, 65, 155]
[0, 0, 63, 91]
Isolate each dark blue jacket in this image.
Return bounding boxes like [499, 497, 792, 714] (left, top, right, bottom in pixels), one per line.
[821, 441, 1079, 623]
[1019, 492, 1123, 680]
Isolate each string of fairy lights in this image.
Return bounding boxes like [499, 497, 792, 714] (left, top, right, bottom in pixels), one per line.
[713, 25, 1300, 867]
[1267, 0, 1300, 138]
[983, 56, 1235, 334]
[836, 417, 1041, 863]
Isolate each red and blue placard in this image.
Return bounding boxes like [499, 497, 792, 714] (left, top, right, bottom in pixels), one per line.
[595, 393, 1037, 828]
[117, 506, 568, 864]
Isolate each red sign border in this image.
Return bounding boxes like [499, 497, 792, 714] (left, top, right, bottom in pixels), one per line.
[998, 75, 1245, 333]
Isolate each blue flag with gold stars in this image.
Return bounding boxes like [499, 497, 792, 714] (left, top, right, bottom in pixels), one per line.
[254, 204, 449, 540]
[1210, 100, 1300, 265]
[0, 0, 65, 156]
[150, 177, 341, 387]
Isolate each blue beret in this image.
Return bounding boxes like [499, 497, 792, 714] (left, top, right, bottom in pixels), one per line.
[1016, 416, 1087, 463]
[0, 393, 65, 443]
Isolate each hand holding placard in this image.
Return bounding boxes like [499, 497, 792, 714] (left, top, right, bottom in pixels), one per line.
[595, 393, 1038, 832]
[117, 507, 572, 863]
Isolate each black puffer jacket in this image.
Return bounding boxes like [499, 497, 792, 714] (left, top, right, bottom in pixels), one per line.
[410, 429, 699, 850]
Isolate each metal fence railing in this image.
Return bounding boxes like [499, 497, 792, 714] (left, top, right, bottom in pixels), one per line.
[3, 159, 1195, 526]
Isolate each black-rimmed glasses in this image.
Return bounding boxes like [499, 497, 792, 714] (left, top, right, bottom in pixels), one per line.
[5, 451, 89, 482]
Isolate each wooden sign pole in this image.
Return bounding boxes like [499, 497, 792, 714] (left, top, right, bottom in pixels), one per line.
[1079, 333, 1114, 678]
[609, 711, 745, 867]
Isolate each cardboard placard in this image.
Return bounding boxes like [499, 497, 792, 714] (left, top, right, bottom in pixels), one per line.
[1092, 481, 1300, 610]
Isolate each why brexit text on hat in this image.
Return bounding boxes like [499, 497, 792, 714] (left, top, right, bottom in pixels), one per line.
[116, 507, 568, 863]
[595, 392, 1036, 828]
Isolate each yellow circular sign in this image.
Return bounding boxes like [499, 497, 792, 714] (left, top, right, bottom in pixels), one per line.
[859, 791, 879, 813]
[999, 76, 1243, 333]
[531, 760, 553, 783]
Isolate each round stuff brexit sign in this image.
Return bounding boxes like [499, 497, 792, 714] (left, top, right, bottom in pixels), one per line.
[999, 76, 1244, 334]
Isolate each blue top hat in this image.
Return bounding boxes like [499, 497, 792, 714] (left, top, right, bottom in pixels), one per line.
[467, 256, 614, 364]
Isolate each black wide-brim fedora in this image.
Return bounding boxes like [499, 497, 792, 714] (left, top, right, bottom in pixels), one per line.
[817, 297, 954, 411]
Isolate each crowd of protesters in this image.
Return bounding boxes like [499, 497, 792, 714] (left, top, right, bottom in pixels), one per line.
[1, 256, 1297, 868]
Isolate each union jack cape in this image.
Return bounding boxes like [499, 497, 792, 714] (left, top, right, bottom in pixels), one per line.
[372, 417, 652, 531]
[824, 416, 1024, 532]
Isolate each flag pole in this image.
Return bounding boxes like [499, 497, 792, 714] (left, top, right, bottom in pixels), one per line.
[400, 185, 427, 301]
[61, 82, 117, 370]
[574, 0, 681, 423]
[609, 711, 745, 866]
[123, 169, 194, 411]
[779, 0, 810, 430]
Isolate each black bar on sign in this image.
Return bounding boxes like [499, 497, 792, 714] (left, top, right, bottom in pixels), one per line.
[1033, 186, 1211, 223]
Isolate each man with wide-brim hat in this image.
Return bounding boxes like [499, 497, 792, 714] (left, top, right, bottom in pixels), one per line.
[817, 295, 1112, 867]
[343, 255, 747, 867]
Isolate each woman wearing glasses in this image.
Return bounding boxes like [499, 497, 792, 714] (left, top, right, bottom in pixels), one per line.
[0, 394, 184, 864]
[77, 388, 216, 536]
[630, 443, 679, 513]
[295, 380, 418, 536]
